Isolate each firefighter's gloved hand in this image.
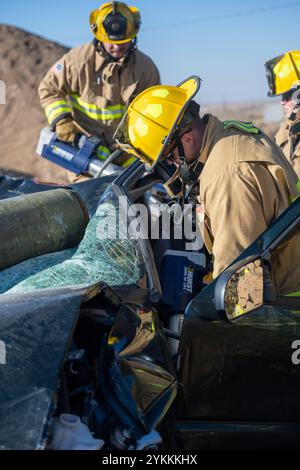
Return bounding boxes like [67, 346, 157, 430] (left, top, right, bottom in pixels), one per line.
[55, 118, 77, 143]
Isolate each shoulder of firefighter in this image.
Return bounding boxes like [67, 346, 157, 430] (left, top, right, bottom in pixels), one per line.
[38, 42, 160, 151]
[273, 118, 300, 179]
[197, 114, 298, 279]
[275, 119, 290, 149]
[289, 119, 300, 179]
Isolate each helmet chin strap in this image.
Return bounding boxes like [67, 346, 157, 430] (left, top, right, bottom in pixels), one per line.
[289, 104, 300, 122]
[288, 88, 300, 121]
[176, 138, 189, 175]
[94, 38, 137, 63]
[176, 136, 189, 206]
[164, 131, 204, 202]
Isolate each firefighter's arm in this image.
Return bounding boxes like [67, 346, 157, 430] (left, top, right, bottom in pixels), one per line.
[38, 52, 78, 129]
[291, 130, 300, 180]
[205, 165, 268, 279]
[291, 154, 300, 181]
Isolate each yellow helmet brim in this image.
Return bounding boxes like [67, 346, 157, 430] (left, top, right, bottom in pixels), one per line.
[115, 76, 201, 170]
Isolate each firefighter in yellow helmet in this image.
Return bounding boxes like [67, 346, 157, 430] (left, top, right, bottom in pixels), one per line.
[38, 2, 160, 179]
[115, 76, 298, 291]
[265, 50, 300, 178]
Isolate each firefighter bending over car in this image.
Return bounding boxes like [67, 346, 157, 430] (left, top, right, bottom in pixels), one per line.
[38, 1, 160, 176]
[114, 76, 299, 293]
[265, 50, 300, 179]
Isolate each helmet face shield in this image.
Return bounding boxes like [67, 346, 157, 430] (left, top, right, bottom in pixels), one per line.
[90, 2, 141, 44]
[281, 87, 299, 102]
[103, 11, 128, 41]
[114, 76, 202, 171]
[265, 51, 300, 97]
[265, 56, 281, 96]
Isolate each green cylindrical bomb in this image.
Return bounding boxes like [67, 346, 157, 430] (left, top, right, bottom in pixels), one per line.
[0, 188, 89, 270]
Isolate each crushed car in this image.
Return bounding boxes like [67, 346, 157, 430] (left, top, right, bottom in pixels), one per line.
[1, 160, 300, 450]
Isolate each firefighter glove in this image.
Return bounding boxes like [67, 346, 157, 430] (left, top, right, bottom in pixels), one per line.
[55, 118, 77, 143]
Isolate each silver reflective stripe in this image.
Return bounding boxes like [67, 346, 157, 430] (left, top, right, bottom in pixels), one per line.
[70, 94, 125, 121]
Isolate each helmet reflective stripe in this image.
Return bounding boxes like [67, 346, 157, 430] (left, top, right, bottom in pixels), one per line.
[96, 145, 111, 161]
[90, 2, 141, 45]
[70, 94, 126, 121]
[114, 76, 201, 170]
[265, 50, 300, 97]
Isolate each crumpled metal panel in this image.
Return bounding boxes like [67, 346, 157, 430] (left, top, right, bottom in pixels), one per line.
[0, 175, 147, 447]
[0, 388, 52, 450]
[107, 305, 177, 429]
[0, 288, 84, 449]
[178, 306, 300, 421]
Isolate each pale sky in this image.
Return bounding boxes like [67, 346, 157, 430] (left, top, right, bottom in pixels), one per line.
[1, 0, 300, 103]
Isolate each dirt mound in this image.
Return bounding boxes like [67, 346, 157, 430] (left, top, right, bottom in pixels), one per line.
[0, 25, 71, 183]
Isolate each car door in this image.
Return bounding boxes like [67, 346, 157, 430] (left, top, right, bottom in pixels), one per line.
[176, 197, 300, 449]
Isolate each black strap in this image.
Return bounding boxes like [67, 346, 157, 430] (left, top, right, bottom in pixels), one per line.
[187, 160, 204, 183]
[175, 135, 188, 206]
[93, 38, 136, 64]
[290, 121, 300, 160]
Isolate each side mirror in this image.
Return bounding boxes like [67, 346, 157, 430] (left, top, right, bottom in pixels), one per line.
[215, 256, 264, 322]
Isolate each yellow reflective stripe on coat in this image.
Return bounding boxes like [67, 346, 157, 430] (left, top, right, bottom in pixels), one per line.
[121, 155, 136, 167]
[45, 100, 72, 124]
[289, 179, 300, 203]
[286, 291, 300, 297]
[96, 148, 136, 166]
[233, 304, 245, 318]
[283, 179, 300, 297]
[96, 145, 111, 161]
[70, 94, 126, 122]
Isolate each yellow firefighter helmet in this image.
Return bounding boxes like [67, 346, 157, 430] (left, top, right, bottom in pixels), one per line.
[114, 76, 201, 170]
[90, 2, 141, 44]
[265, 50, 300, 97]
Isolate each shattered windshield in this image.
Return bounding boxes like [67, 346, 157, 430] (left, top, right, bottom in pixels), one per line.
[4, 188, 145, 294]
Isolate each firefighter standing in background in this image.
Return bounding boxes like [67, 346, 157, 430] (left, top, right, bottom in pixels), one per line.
[38, 1, 160, 174]
[265, 50, 300, 179]
[114, 77, 298, 290]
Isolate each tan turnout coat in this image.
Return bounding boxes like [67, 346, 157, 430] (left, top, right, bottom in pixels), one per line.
[275, 116, 300, 179]
[38, 42, 160, 158]
[197, 114, 298, 291]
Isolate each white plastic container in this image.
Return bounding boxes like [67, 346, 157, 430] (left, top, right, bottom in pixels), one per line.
[51, 413, 104, 451]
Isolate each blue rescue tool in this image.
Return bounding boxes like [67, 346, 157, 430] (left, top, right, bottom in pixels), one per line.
[36, 128, 120, 177]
